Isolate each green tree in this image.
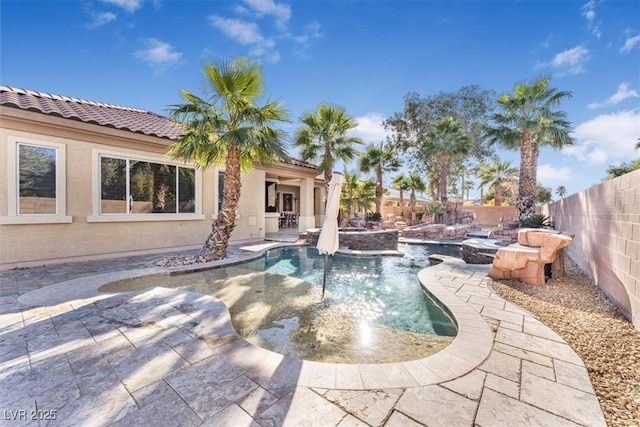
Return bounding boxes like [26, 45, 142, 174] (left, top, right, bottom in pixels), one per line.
[602, 159, 640, 180]
[383, 86, 496, 200]
[537, 184, 553, 204]
[475, 158, 518, 206]
[391, 173, 410, 218]
[358, 142, 402, 215]
[340, 170, 375, 220]
[406, 172, 426, 223]
[556, 185, 567, 199]
[294, 104, 363, 194]
[485, 76, 573, 220]
[169, 58, 289, 260]
[423, 117, 473, 204]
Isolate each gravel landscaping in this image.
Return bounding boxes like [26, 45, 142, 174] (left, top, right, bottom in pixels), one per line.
[491, 256, 640, 427]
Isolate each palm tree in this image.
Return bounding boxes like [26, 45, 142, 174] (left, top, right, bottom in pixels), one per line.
[556, 185, 567, 199]
[358, 142, 402, 215]
[340, 170, 375, 220]
[475, 158, 518, 206]
[169, 58, 289, 260]
[406, 172, 426, 223]
[294, 104, 363, 194]
[486, 76, 573, 220]
[423, 117, 472, 204]
[391, 173, 410, 218]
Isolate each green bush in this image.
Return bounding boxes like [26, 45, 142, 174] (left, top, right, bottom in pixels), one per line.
[520, 214, 553, 229]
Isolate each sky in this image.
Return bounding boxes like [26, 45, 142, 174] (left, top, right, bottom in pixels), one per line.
[2, 0, 639, 199]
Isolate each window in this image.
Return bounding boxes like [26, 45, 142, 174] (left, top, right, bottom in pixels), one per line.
[18, 144, 57, 214]
[99, 155, 196, 215]
[2, 137, 71, 224]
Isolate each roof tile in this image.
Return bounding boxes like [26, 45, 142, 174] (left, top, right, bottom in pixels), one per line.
[0, 86, 182, 140]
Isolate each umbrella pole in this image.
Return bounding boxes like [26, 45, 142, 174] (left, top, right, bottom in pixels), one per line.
[322, 254, 328, 297]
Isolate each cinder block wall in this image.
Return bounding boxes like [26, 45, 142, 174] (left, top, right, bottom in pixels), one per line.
[542, 169, 640, 331]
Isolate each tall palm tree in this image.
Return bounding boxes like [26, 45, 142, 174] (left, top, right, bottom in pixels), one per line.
[358, 142, 402, 214]
[556, 185, 567, 199]
[486, 76, 573, 220]
[475, 158, 518, 206]
[423, 117, 472, 204]
[406, 172, 426, 223]
[391, 173, 409, 218]
[294, 104, 363, 194]
[169, 58, 289, 260]
[340, 170, 375, 220]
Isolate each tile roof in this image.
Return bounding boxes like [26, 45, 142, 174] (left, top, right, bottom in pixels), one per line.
[0, 86, 183, 140]
[0, 86, 318, 170]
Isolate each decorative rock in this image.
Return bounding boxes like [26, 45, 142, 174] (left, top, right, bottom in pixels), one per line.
[488, 229, 574, 286]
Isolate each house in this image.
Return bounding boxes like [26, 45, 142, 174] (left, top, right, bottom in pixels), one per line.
[0, 86, 324, 269]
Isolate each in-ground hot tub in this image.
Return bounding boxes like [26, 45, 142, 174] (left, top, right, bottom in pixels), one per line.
[305, 227, 399, 251]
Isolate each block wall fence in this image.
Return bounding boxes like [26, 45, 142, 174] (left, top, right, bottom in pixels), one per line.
[542, 168, 640, 331]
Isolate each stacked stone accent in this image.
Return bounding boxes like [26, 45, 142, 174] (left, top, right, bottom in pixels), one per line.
[400, 223, 480, 240]
[306, 229, 398, 251]
[488, 215, 521, 245]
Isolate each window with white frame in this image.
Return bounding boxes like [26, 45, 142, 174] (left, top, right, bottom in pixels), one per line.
[2, 137, 71, 224]
[99, 155, 196, 215]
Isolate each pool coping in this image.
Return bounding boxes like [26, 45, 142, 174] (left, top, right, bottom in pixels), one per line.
[17, 245, 493, 390]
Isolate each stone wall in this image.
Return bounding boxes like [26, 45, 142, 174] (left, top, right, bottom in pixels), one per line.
[306, 229, 399, 251]
[542, 169, 640, 331]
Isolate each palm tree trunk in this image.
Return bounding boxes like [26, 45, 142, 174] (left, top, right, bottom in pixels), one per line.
[398, 190, 404, 218]
[201, 147, 241, 260]
[375, 168, 383, 214]
[517, 130, 536, 221]
[494, 183, 502, 206]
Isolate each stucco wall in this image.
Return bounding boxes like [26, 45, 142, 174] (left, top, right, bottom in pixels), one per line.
[542, 169, 640, 330]
[0, 112, 270, 269]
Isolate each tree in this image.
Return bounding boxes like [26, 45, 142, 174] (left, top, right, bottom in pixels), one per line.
[340, 170, 375, 220]
[383, 86, 496, 201]
[294, 103, 363, 194]
[358, 142, 402, 215]
[475, 158, 518, 206]
[485, 76, 573, 220]
[422, 116, 473, 204]
[391, 173, 410, 218]
[169, 58, 289, 260]
[406, 172, 426, 223]
[602, 159, 640, 180]
[537, 184, 553, 204]
[556, 185, 567, 199]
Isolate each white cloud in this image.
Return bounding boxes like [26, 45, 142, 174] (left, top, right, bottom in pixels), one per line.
[547, 45, 590, 75]
[103, 0, 143, 13]
[86, 11, 116, 29]
[620, 34, 640, 53]
[566, 110, 640, 164]
[208, 16, 279, 63]
[582, 0, 601, 38]
[242, 0, 291, 28]
[348, 112, 391, 145]
[537, 164, 573, 186]
[134, 38, 182, 66]
[588, 83, 639, 108]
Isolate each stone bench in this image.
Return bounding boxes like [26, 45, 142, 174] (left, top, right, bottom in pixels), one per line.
[488, 228, 574, 286]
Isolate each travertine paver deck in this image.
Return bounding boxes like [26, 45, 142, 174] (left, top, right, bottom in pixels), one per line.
[0, 242, 606, 426]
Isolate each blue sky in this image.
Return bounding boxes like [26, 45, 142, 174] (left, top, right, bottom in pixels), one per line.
[2, 0, 639, 199]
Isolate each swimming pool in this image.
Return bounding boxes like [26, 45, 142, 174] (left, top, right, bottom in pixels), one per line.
[101, 243, 460, 363]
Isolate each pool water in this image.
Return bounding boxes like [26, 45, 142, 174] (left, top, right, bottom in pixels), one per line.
[101, 243, 460, 364]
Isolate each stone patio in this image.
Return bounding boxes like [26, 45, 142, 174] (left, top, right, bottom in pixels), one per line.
[0, 242, 606, 426]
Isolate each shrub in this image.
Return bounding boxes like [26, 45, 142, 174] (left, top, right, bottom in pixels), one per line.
[520, 214, 553, 229]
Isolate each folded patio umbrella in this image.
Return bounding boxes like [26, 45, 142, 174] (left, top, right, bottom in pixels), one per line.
[316, 173, 344, 297]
